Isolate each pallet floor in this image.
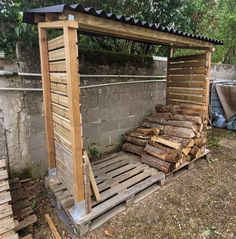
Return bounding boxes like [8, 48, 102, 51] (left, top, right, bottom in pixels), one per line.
[47, 151, 165, 236]
[0, 159, 18, 239]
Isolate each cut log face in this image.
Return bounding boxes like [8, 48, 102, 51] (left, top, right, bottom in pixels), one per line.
[121, 142, 144, 156]
[164, 125, 196, 139]
[141, 152, 173, 174]
[123, 135, 148, 146]
[144, 143, 179, 163]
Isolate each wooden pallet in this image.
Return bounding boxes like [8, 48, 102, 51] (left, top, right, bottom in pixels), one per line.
[46, 152, 165, 236]
[9, 178, 37, 233]
[0, 159, 19, 239]
[165, 149, 211, 182]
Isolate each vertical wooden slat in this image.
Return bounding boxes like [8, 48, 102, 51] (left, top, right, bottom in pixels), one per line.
[38, 27, 56, 169]
[63, 24, 85, 202]
[166, 47, 173, 102]
[205, 50, 212, 115]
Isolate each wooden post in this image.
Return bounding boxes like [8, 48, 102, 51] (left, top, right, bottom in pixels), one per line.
[38, 27, 56, 175]
[206, 49, 212, 116]
[166, 47, 173, 104]
[63, 23, 86, 221]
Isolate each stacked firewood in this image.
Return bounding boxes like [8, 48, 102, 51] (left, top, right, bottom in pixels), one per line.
[122, 104, 208, 174]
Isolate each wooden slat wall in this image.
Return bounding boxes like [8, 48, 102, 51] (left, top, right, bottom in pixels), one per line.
[166, 53, 209, 106]
[47, 34, 73, 192]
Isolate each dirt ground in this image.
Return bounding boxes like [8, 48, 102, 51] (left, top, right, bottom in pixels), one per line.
[20, 128, 236, 239]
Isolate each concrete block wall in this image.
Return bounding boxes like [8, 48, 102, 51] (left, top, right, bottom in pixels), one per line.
[80, 81, 166, 153]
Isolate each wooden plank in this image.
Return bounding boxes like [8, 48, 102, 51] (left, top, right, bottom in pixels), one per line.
[49, 48, 65, 61]
[169, 53, 207, 62]
[167, 81, 206, 89]
[0, 217, 15, 236]
[45, 214, 61, 239]
[50, 73, 67, 84]
[52, 113, 70, 131]
[0, 203, 13, 220]
[53, 121, 71, 142]
[0, 159, 6, 169]
[168, 75, 207, 82]
[49, 61, 66, 72]
[0, 181, 9, 193]
[168, 68, 207, 75]
[52, 103, 69, 119]
[61, 11, 214, 48]
[51, 93, 68, 108]
[38, 27, 56, 169]
[167, 93, 205, 103]
[51, 82, 68, 95]
[39, 20, 78, 30]
[15, 214, 37, 231]
[63, 25, 85, 202]
[48, 35, 64, 51]
[205, 50, 212, 110]
[167, 87, 205, 95]
[54, 132, 72, 150]
[167, 99, 204, 106]
[84, 152, 101, 202]
[0, 170, 8, 181]
[168, 60, 207, 69]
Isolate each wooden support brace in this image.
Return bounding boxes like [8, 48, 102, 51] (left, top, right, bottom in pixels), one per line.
[38, 27, 56, 174]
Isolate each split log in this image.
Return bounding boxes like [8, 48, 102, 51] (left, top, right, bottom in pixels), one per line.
[150, 112, 172, 120]
[190, 145, 200, 157]
[155, 104, 180, 114]
[122, 142, 144, 156]
[194, 137, 207, 147]
[171, 114, 202, 124]
[144, 117, 167, 125]
[151, 135, 182, 150]
[174, 160, 181, 169]
[182, 147, 191, 156]
[141, 121, 164, 130]
[126, 131, 151, 140]
[201, 131, 207, 138]
[144, 142, 180, 163]
[141, 152, 173, 174]
[123, 135, 148, 146]
[136, 127, 160, 135]
[164, 125, 196, 139]
[180, 154, 190, 164]
[151, 135, 194, 149]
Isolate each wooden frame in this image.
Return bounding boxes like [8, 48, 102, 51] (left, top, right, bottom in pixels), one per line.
[38, 21, 85, 219]
[36, 8, 214, 221]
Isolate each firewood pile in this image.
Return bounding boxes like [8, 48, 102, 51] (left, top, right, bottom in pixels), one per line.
[122, 104, 208, 174]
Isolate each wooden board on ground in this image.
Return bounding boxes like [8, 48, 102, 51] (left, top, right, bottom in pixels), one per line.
[46, 152, 165, 237]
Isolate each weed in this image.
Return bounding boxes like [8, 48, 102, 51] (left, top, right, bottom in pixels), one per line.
[32, 199, 37, 211]
[89, 146, 101, 159]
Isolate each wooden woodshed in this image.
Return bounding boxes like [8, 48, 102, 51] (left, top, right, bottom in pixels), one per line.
[23, 4, 223, 236]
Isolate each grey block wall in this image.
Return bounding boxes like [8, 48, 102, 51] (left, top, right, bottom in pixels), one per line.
[81, 80, 166, 153]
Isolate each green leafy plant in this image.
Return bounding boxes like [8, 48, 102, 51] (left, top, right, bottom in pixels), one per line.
[88, 146, 102, 159]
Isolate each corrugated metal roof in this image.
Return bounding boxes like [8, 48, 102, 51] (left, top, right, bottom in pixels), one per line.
[23, 4, 223, 45]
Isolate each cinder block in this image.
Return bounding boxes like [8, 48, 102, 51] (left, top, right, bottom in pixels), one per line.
[82, 122, 99, 137]
[87, 108, 110, 123]
[118, 116, 138, 130]
[28, 115, 45, 133]
[98, 119, 119, 132]
[108, 105, 128, 120]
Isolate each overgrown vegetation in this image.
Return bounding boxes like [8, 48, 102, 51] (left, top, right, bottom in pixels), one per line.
[0, 0, 236, 63]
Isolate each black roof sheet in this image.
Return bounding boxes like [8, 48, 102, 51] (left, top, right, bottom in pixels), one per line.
[23, 4, 223, 45]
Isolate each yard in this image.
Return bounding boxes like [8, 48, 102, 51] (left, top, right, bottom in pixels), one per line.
[22, 128, 236, 239]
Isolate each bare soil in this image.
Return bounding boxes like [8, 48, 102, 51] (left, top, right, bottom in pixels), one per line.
[21, 128, 236, 239]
